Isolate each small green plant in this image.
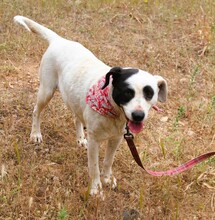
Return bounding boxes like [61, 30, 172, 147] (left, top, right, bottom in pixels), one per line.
[211, 22, 215, 41]
[13, 140, 22, 187]
[199, 155, 215, 167]
[173, 203, 179, 220]
[173, 138, 184, 161]
[57, 207, 68, 220]
[208, 96, 215, 113]
[212, 96, 215, 107]
[173, 106, 186, 130]
[83, 182, 91, 203]
[159, 138, 166, 159]
[189, 66, 200, 87]
[139, 187, 145, 211]
[188, 66, 201, 99]
[164, 134, 184, 161]
[14, 141, 21, 165]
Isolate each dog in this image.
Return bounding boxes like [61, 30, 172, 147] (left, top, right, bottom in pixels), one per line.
[14, 15, 167, 196]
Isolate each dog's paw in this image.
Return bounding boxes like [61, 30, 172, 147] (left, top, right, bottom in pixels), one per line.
[103, 175, 117, 189]
[77, 138, 87, 149]
[30, 132, 43, 143]
[90, 180, 105, 199]
[90, 188, 104, 200]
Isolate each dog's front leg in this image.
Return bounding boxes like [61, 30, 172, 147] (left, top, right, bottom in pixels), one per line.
[87, 138, 102, 196]
[74, 117, 87, 148]
[102, 137, 122, 189]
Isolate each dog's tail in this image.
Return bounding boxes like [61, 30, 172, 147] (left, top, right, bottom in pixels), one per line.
[14, 15, 60, 44]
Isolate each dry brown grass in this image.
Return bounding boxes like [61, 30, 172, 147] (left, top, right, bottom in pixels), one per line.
[0, 0, 215, 219]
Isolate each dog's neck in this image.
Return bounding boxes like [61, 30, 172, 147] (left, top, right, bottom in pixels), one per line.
[86, 76, 123, 119]
[107, 85, 125, 117]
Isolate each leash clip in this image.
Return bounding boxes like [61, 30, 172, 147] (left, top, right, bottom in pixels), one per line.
[124, 123, 134, 139]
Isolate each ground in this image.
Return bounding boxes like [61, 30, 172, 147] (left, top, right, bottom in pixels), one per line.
[0, 0, 214, 219]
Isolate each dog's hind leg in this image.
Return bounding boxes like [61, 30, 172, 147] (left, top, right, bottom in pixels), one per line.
[75, 117, 87, 148]
[30, 62, 57, 143]
[102, 137, 122, 189]
[30, 85, 56, 143]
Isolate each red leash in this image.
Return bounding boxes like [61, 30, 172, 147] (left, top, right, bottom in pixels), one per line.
[124, 125, 215, 176]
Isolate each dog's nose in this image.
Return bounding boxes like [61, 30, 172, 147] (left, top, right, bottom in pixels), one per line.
[132, 111, 145, 122]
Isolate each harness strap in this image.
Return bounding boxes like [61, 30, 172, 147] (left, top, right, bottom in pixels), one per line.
[124, 130, 215, 176]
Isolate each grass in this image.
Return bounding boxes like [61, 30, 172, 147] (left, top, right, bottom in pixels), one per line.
[57, 207, 68, 220]
[0, 0, 215, 219]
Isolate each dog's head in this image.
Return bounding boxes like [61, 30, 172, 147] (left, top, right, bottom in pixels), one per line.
[102, 67, 167, 134]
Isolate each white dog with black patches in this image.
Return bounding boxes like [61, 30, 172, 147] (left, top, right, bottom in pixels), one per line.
[14, 16, 167, 196]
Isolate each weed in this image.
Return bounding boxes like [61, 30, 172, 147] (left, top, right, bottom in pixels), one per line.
[13, 140, 22, 187]
[162, 134, 185, 161]
[1, 164, 7, 181]
[201, 156, 215, 166]
[159, 138, 166, 159]
[187, 65, 201, 99]
[190, 66, 200, 87]
[173, 106, 186, 130]
[57, 207, 68, 220]
[208, 96, 215, 113]
[13, 141, 21, 165]
[139, 187, 145, 211]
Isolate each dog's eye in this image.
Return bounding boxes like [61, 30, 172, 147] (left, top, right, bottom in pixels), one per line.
[143, 86, 154, 100]
[112, 85, 135, 106]
[124, 89, 134, 98]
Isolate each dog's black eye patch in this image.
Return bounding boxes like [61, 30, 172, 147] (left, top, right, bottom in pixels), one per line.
[113, 83, 135, 106]
[123, 88, 135, 102]
[143, 86, 154, 100]
[110, 68, 138, 106]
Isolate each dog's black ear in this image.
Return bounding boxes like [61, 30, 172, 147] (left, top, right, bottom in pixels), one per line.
[102, 67, 123, 89]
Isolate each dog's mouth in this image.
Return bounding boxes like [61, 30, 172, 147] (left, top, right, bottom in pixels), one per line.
[127, 120, 144, 134]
